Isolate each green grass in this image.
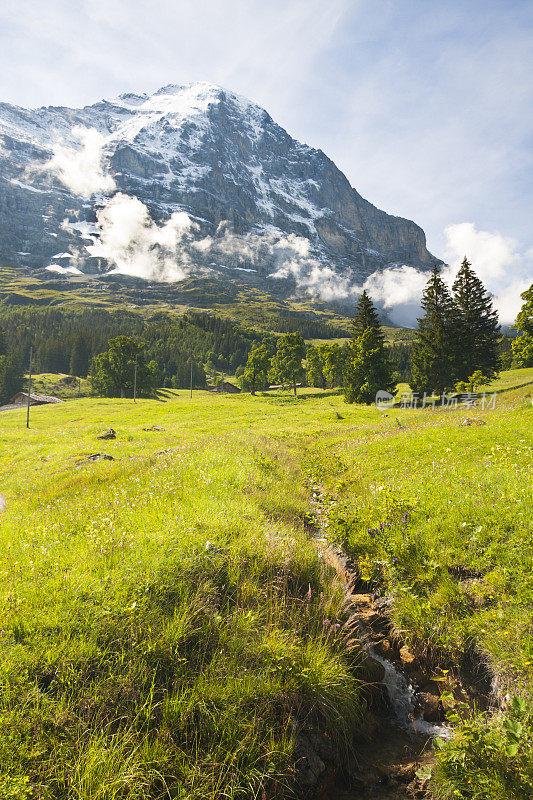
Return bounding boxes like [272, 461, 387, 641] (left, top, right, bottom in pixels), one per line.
[305, 369, 533, 798]
[1, 369, 532, 798]
[27, 373, 92, 399]
[485, 367, 533, 393]
[0, 390, 372, 799]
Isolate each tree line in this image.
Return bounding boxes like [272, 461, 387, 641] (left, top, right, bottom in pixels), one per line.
[0, 306, 347, 389]
[1, 259, 532, 404]
[239, 259, 532, 402]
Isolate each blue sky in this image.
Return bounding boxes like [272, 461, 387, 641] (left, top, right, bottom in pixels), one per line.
[0, 0, 531, 310]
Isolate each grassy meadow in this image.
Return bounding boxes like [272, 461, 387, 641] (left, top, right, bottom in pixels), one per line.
[0, 369, 532, 799]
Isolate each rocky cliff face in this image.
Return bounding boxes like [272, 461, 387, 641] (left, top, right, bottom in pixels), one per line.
[0, 82, 438, 302]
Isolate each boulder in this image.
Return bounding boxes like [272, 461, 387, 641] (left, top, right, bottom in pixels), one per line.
[399, 645, 418, 671]
[417, 691, 442, 722]
[294, 735, 326, 787]
[97, 428, 116, 440]
[360, 653, 386, 684]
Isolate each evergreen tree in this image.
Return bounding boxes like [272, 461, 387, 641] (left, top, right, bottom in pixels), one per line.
[243, 344, 271, 394]
[351, 290, 383, 340]
[512, 283, 533, 367]
[344, 292, 395, 404]
[452, 256, 500, 380]
[270, 333, 306, 395]
[412, 267, 457, 395]
[70, 333, 91, 377]
[0, 354, 24, 404]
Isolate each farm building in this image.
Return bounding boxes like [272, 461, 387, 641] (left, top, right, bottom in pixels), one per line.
[10, 392, 64, 406]
[207, 382, 241, 394]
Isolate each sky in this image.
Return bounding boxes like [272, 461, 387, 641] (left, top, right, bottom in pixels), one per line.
[0, 0, 531, 313]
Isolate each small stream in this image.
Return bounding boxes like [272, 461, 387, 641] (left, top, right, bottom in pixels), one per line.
[311, 486, 452, 742]
[369, 647, 452, 739]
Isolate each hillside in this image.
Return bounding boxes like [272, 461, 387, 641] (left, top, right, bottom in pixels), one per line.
[0, 82, 439, 308]
[0, 372, 531, 798]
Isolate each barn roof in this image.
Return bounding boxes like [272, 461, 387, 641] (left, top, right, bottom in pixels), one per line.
[11, 392, 64, 405]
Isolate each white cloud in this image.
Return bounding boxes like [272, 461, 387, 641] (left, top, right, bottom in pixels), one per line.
[443, 222, 532, 324]
[44, 126, 116, 197]
[362, 222, 532, 327]
[363, 265, 429, 327]
[82, 193, 361, 298]
[268, 233, 356, 300]
[87, 193, 196, 280]
[1, 0, 531, 285]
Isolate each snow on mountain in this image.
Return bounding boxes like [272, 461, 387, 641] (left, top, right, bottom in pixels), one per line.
[0, 82, 439, 302]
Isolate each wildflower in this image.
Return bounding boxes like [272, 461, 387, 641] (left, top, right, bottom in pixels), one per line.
[393, 557, 398, 564]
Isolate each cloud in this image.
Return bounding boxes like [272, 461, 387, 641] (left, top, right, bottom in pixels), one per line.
[80, 193, 361, 298]
[443, 222, 532, 324]
[363, 265, 428, 327]
[44, 126, 116, 197]
[362, 222, 532, 327]
[0, 0, 531, 265]
[78, 196, 531, 325]
[87, 193, 196, 280]
[269, 234, 356, 300]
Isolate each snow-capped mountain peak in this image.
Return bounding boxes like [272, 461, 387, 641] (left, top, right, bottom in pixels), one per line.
[0, 82, 439, 302]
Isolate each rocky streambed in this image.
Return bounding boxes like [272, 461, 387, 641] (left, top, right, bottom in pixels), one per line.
[291, 487, 488, 799]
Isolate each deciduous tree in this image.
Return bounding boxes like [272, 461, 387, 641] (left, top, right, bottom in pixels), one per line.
[512, 284, 533, 367]
[89, 337, 157, 398]
[243, 344, 271, 395]
[270, 333, 306, 396]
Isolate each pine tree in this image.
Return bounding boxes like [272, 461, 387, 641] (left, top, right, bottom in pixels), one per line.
[351, 290, 383, 340]
[70, 333, 91, 377]
[452, 257, 500, 380]
[344, 292, 395, 404]
[0, 354, 24, 404]
[412, 266, 456, 395]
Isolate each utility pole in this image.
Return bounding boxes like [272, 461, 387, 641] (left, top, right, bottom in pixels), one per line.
[190, 358, 193, 399]
[133, 356, 138, 403]
[26, 346, 33, 429]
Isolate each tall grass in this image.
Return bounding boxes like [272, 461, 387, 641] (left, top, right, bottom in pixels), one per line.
[307, 378, 533, 798]
[0, 393, 369, 799]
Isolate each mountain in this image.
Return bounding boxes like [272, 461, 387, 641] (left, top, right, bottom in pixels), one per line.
[0, 82, 439, 305]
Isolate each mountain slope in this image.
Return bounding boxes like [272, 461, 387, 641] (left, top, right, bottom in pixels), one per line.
[0, 82, 439, 303]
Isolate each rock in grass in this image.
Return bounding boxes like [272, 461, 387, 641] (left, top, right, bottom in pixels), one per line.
[360, 652, 386, 684]
[460, 417, 486, 427]
[78, 453, 115, 463]
[97, 428, 116, 440]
